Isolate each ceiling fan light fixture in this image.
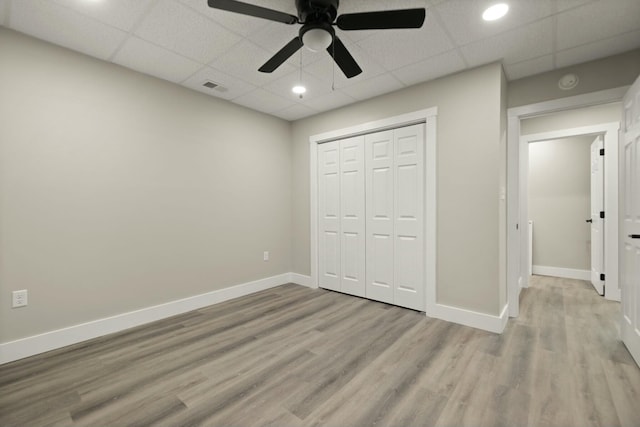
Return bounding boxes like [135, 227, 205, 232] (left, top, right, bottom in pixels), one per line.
[482, 3, 509, 21]
[302, 28, 332, 52]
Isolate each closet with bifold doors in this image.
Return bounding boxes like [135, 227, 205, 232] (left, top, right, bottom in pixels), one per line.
[317, 123, 425, 311]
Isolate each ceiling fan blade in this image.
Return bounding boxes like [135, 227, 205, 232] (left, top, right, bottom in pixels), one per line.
[336, 8, 426, 30]
[259, 37, 304, 73]
[326, 37, 362, 79]
[207, 0, 298, 25]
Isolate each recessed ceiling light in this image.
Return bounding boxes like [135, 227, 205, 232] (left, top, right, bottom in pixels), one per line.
[292, 85, 307, 95]
[482, 3, 509, 21]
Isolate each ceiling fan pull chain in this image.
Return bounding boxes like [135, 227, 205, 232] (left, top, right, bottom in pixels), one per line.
[331, 40, 336, 91]
[299, 49, 304, 99]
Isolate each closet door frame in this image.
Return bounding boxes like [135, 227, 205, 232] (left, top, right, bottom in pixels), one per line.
[309, 108, 438, 315]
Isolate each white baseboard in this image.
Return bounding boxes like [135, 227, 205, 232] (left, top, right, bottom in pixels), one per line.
[288, 273, 315, 288]
[427, 303, 509, 334]
[532, 265, 591, 281]
[0, 273, 291, 365]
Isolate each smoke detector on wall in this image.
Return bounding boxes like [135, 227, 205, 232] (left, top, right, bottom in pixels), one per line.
[558, 73, 579, 90]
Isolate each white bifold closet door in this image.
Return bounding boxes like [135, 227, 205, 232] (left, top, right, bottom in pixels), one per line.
[366, 125, 424, 311]
[318, 123, 424, 311]
[318, 136, 366, 295]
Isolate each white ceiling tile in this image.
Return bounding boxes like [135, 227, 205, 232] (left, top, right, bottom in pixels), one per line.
[113, 36, 202, 83]
[556, 30, 640, 68]
[9, 0, 127, 60]
[210, 40, 296, 86]
[504, 55, 555, 81]
[182, 66, 256, 100]
[392, 50, 465, 86]
[233, 88, 296, 114]
[0, 0, 8, 26]
[273, 104, 319, 121]
[302, 90, 357, 112]
[556, 0, 640, 50]
[263, 70, 333, 102]
[178, 0, 289, 37]
[340, 73, 404, 101]
[556, 0, 598, 13]
[355, 17, 453, 71]
[304, 41, 387, 89]
[51, 0, 155, 32]
[134, 0, 241, 64]
[435, 0, 554, 46]
[460, 18, 554, 67]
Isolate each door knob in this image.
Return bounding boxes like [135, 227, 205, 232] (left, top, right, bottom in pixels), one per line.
[629, 234, 640, 239]
[586, 219, 593, 223]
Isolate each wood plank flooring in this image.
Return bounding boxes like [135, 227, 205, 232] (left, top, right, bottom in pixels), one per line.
[1, 276, 639, 426]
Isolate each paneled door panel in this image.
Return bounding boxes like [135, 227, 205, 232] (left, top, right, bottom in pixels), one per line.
[366, 130, 395, 304]
[621, 77, 640, 368]
[340, 136, 366, 297]
[318, 141, 341, 291]
[394, 125, 425, 311]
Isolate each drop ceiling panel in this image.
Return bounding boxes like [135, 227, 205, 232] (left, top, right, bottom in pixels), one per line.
[0, 0, 8, 26]
[182, 66, 256, 100]
[356, 18, 454, 71]
[113, 36, 202, 83]
[51, 0, 155, 32]
[209, 40, 296, 86]
[392, 50, 465, 86]
[435, 0, 553, 46]
[233, 88, 296, 114]
[340, 73, 405, 101]
[274, 104, 319, 121]
[556, 30, 640, 68]
[134, 0, 241, 64]
[556, 0, 640, 50]
[177, 0, 268, 37]
[10, 0, 127, 60]
[504, 55, 554, 81]
[460, 18, 554, 67]
[303, 90, 357, 112]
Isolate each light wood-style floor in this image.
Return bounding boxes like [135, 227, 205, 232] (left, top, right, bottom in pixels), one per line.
[1, 276, 639, 426]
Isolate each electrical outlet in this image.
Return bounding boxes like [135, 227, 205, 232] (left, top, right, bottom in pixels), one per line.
[12, 290, 28, 308]
[263, 251, 269, 262]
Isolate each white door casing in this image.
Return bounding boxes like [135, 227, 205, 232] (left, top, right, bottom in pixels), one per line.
[590, 135, 605, 294]
[365, 130, 395, 304]
[621, 77, 640, 368]
[340, 136, 366, 297]
[318, 140, 341, 291]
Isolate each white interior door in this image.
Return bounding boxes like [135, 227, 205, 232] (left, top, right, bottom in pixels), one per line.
[393, 124, 425, 311]
[340, 136, 366, 297]
[318, 141, 341, 291]
[590, 135, 605, 295]
[621, 77, 640, 368]
[365, 130, 395, 304]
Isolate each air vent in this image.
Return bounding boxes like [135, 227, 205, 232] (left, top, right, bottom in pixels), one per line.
[201, 80, 228, 93]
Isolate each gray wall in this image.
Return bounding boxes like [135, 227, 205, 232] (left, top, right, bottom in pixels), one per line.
[292, 63, 506, 316]
[528, 136, 592, 270]
[0, 29, 292, 342]
[521, 102, 621, 135]
[508, 49, 640, 108]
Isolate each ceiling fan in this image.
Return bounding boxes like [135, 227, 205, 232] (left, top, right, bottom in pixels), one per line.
[207, 0, 426, 78]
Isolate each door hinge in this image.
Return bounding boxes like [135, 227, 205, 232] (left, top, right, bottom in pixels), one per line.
[600, 211, 605, 219]
[599, 148, 605, 156]
[600, 273, 605, 281]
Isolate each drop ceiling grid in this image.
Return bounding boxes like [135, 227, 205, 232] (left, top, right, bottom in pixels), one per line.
[1, 0, 640, 121]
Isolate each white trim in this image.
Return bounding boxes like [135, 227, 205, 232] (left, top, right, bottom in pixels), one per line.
[507, 87, 627, 318]
[532, 266, 591, 281]
[309, 108, 438, 316]
[428, 303, 509, 334]
[289, 273, 314, 288]
[0, 273, 291, 365]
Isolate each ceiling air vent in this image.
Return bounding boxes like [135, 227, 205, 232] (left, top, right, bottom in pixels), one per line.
[201, 80, 228, 93]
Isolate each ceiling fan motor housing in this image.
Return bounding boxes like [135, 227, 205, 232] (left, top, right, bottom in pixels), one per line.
[295, 0, 339, 24]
